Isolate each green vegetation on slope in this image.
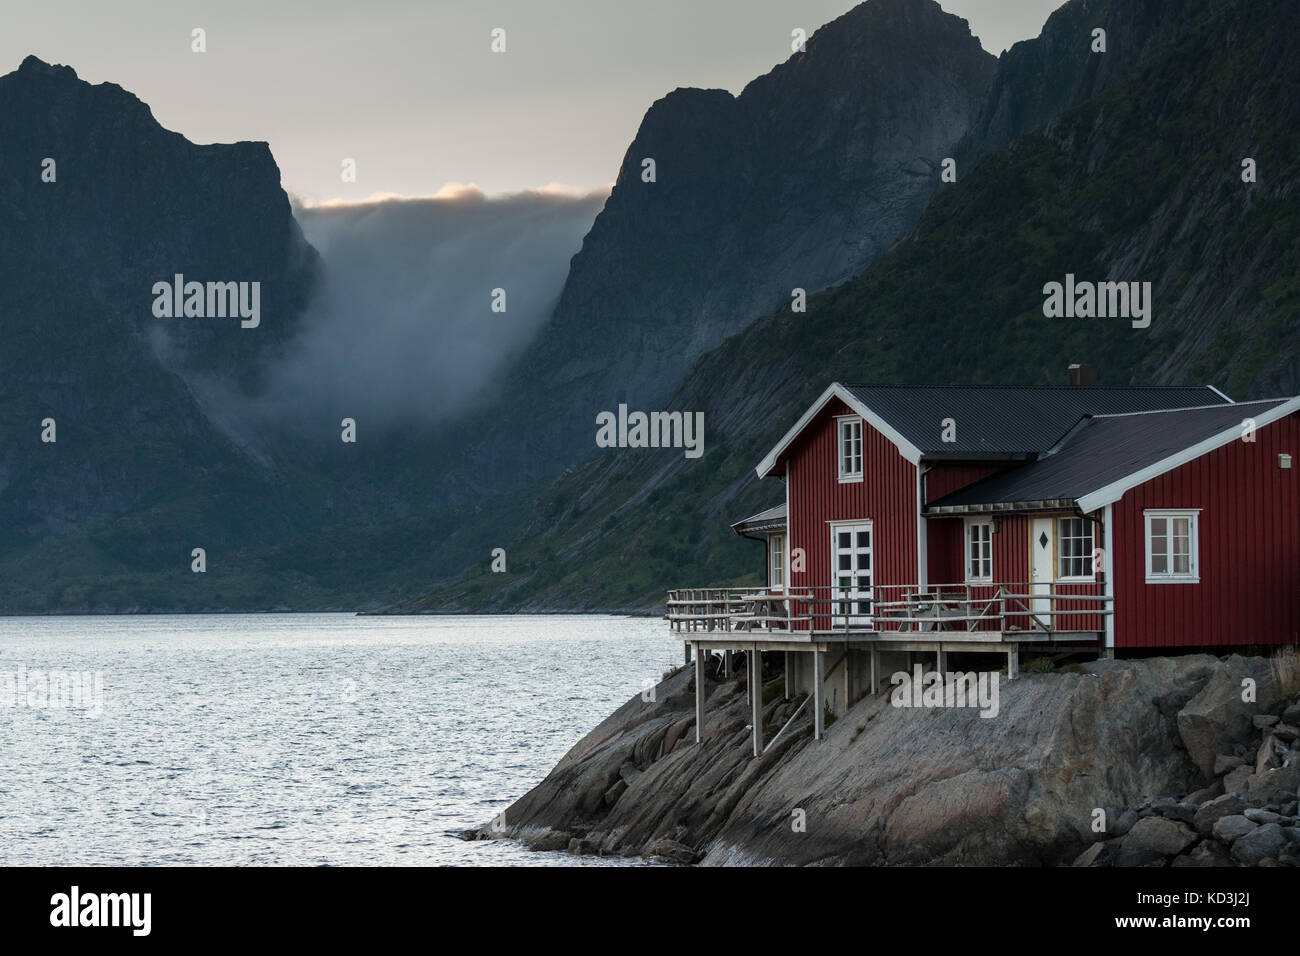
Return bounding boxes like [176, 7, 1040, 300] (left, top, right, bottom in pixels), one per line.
[413, 0, 1300, 613]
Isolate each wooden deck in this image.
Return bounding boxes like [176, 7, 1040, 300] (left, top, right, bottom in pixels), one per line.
[666, 583, 1109, 647]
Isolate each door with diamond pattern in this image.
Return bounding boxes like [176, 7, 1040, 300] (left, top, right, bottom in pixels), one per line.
[1030, 517, 1054, 627]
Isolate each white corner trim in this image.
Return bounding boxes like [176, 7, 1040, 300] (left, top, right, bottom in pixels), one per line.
[1206, 384, 1234, 404]
[1102, 503, 1115, 649]
[754, 383, 924, 479]
[916, 466, 928, 588]
[1076, 396, 1300, 512]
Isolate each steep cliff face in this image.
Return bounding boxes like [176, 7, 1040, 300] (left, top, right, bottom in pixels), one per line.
[453, 0, 997, 491]
[0, 56, 319, 606]
[418, 0, 1300, 613]
[959, 0, 1195, 162]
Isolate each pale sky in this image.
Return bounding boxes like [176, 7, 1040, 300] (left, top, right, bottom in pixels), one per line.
[3, 0, 1065, 203]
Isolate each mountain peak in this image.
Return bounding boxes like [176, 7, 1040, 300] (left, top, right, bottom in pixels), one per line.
[17, 54, 78, 80]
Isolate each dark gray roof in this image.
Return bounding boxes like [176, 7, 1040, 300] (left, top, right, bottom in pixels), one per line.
[926, 400, 1290, 513]
[844, 384, 1231, 459]
[731, 503, 787, 535]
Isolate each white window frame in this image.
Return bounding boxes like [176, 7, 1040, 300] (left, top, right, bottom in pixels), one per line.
[836, 415, 863, 483]
[1144, 509, 1200, 583]
[769, 533, 786, 591]
[963, 518, 993, 584]
[1056, 516, 1096, 582]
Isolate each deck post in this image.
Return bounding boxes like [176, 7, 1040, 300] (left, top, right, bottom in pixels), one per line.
[784, 651, 791, 700]
[843, 648, 852, 711]
[1007, 645, 1019, 680]
[813, 648, 825, 740]
[750, 645, 763, 757]
[694, 642, 705, 743]
[685, 642, 691, 665]
[723, 649, 732, 679]
[937, 647, 947, 675]
[870, 647, 879, 696]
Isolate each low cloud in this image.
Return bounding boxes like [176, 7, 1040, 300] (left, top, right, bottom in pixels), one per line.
[257, 184, 608, 431]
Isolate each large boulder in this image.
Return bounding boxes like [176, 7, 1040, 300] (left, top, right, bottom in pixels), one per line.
[1117, 817, 1198, 865]
[1193, 793, 1247, 835]
[1231, 823, 1289, 865]
[704, 656, 1211, 866]
[1177, 656, 1283, 780]
[1246, 766, 1300, 804]
[1211, 814, 1257, 843]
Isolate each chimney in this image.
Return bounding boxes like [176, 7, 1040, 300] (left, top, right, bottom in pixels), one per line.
[1068, 363, 1098, 386]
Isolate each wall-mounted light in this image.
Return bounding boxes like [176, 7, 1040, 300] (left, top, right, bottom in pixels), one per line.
[1281, 453, 1293, 470]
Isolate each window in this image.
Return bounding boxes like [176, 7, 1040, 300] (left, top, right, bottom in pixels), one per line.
[1145, 510, 1199, 582]
[964, 520, 992, 583]
[1057, 517, 1095, 580]
[769, 534, 785, 590]
[837, 416, 863, 482]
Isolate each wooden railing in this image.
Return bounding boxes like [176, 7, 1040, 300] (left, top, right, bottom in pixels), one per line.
[666, 583, 1111, 638]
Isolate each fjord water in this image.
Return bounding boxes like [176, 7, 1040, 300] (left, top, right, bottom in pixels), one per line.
[0, 614, 677, 865]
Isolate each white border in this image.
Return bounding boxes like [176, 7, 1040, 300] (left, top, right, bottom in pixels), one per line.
[1143, 508, 1201, 584]
[963, 516, 993, 584]
[1055, 515, 1097, 583]
[835, 414, 864, 483]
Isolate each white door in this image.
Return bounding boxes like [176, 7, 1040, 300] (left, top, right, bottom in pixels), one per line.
[831, 523, 873, 627]
[1030, 517, 1054, 628]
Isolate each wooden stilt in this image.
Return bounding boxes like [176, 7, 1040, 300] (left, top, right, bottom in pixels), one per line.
[843, 648, 852, 711]
[784, 651, 791, 700]
[870, 647, 879, 695]
[1007, 645, 1019, 680]
[813, 648, 825, 740]
[750, 645, 763, 757]
[694, 642, 704, 743]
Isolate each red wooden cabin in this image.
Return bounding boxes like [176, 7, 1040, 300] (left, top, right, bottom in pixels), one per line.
[668, 379, 1299, 750]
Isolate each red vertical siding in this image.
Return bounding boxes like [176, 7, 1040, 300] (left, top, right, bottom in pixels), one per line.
[991, 515, 1030, 631]
[1113, 412, 1300, 649]
[927, 517, 963, 583]
[924, 463, 1012, 503]
[993, 515, 1030, 583]
[787, 399, 918, 630]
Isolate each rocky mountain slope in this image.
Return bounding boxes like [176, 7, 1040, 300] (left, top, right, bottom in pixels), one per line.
[444, 0, 997, 494]
[416, 0, 1300, 613]
[473, 653, 1300, 866]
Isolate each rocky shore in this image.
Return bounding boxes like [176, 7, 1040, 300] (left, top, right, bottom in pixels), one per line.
[470, 652, 1300, 866]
